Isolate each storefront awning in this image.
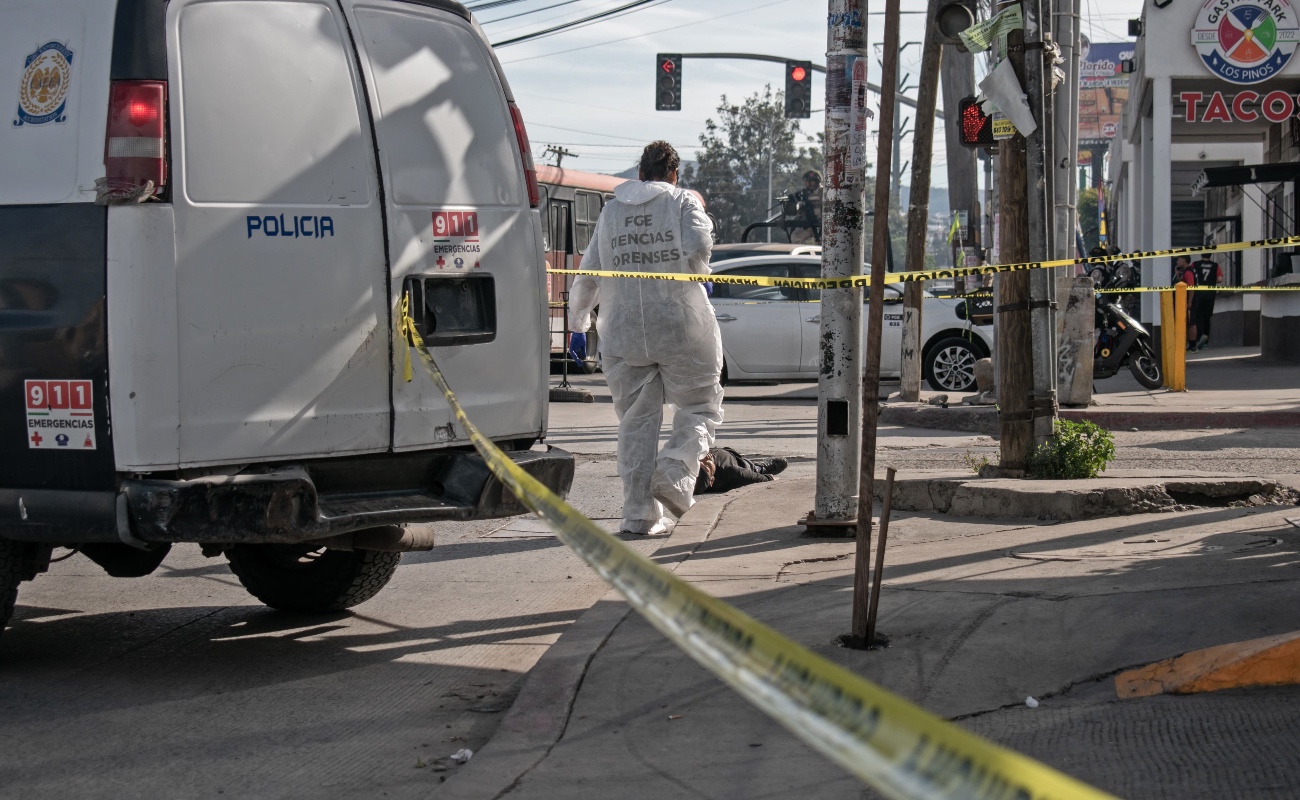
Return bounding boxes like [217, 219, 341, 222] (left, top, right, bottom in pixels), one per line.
[1191, 163, 1300, 196]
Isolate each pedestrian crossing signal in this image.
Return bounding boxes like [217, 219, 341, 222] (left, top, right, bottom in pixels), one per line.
[958, 96, 994, 146]
[656, 54, 682, 111]
[785, 60, 813, 119]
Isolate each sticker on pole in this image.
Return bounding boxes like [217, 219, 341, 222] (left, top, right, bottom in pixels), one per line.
[991, 112, 1016, 140]
[25, 379, 96, 450]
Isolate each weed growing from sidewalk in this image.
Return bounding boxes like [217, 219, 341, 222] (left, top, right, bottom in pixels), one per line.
[1028, 419, 1115, 479]
[963, 450, 991, 474]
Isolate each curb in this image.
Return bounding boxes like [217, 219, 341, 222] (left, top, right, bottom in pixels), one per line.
[1115, 631, 1300, 698]
[438, 491, 738, 800]
[879, 403, 1300, 433]
[872, 471, 1299, 520]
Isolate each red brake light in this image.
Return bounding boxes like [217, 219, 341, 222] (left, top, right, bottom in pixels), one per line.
[508, 101, 539, 208]
[105, 80, 166, 198]
[128, 99, 158, 126]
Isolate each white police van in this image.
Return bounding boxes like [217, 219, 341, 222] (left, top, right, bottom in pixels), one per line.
[0, 0, 569, 632]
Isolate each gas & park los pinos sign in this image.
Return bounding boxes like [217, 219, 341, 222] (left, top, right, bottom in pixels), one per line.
[1192, 0, 1299, 84]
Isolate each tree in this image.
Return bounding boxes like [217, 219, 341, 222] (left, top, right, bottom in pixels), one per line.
[1078, 188, 1100, 254]
[680, 87, 823, 243]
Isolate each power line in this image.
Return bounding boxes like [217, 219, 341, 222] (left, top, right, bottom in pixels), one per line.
[514, 90, 711, 124]
[491, 0, 673, 47]
[481, 0, 589, 26]
[529, 121, 695, 146]
[499, 0, 795, 63]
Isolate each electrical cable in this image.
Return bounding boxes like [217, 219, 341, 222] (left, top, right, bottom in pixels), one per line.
[491, 0, 672, 47]
[482, 0, 588, 25]
[499, 0, 795, 63]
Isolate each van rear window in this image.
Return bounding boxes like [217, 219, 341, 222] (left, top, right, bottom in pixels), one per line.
[355, 7, 522, 207]
[177, 2, 372, 205]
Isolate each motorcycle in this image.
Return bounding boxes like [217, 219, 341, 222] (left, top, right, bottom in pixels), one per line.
[1087, 258, 1139, 290]
[1094, 291, 1163, 389]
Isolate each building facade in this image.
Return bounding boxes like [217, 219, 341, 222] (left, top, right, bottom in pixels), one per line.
[1108, 0, 1299, 345]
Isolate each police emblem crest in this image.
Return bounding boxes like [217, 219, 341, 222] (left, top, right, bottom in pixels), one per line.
[1192, 0, 1299, 84]
[14, 42, 74, 126]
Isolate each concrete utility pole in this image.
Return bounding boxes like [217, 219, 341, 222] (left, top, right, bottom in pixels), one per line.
[812, 0, 867, 530]
[1023, 0, 1057, 447]
[997, 10, 1035, 473]
[887, 43, 920, 200]
[854, 0, 901, 645]
[899, 0, 944, 402]
[1051, 0, 1080, 261]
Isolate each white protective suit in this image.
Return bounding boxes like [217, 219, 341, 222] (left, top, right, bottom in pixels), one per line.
[568, 180, 722, 534]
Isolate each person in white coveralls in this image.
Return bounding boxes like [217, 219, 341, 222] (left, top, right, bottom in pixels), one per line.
[568, 141, 722, 535]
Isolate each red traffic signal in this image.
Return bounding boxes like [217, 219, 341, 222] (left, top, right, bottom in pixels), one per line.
[785, 60, 812, 119]
[656, 53, 682, 111]
[958, 96, 994, 146]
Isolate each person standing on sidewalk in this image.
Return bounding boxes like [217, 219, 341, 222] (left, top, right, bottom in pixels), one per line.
[568, 141, 721, 535]
[1190, 253, 1223, 351]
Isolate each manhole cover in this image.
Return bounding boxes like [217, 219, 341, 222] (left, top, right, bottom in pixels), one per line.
[1009, 532, 1282, 562]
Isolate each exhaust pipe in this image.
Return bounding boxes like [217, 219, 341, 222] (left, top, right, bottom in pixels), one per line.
[319, 525, 434, 552]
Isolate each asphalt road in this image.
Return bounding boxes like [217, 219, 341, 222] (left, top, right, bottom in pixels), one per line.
[2, 371, 1296, 798]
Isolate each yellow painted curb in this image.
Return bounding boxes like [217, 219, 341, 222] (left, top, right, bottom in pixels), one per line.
[1115, 631, 1300, 699]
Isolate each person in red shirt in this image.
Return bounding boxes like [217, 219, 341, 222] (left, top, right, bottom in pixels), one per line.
[1173, 256, 1198, 351]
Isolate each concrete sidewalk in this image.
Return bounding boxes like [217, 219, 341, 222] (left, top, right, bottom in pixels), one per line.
[884, 346, 1300, 432]
[446, 477, 1300, 799]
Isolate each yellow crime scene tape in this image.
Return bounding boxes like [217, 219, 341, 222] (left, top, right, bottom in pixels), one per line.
[396, 293, 1117, 800]
[549, 234, 1300, 289]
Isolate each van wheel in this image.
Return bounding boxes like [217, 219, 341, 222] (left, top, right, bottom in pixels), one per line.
[923, 336, 980, 392]
[0, 538, 24, 636]
[226, 544, 401, 612]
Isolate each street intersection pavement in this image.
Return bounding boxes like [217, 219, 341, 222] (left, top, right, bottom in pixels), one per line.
[3, 347, 1298, 798]
[447, 476, 1300, 800]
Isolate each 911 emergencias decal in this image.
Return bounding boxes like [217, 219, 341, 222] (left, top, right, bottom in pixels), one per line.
[25, 379, 95, 450]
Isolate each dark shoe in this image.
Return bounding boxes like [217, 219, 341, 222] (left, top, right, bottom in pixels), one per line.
[754, 457, 788, 476]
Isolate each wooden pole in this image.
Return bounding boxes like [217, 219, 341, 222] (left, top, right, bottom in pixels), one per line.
[854, 0, 902, 644]
[899, 0, 944, 403]
[997, 19, 1035, 475]
[865, 467, 897, 646]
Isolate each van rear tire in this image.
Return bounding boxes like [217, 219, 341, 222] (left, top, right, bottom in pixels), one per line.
[0, 538, 23, 636]
[226, 543, 401, 612]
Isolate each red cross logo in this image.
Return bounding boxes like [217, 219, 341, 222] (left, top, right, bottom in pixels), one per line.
[436, 256, 446, 268]
[30, 430, 42, 447]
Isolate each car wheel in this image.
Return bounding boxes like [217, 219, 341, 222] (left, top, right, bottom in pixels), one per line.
[0, 538, 24, 637]
[923, 336, 981, 392]
[226, 542, 401, 612]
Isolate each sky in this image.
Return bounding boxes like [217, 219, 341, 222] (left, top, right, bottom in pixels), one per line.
[483, 0, 1144, 190]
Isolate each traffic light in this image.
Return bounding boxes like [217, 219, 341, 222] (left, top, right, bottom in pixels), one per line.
[784, 60, 812, 118]
[958, 96, 994, 146]
[655, 54, 682, 111]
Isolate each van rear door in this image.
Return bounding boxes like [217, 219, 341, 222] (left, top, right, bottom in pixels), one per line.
[340, 0, 546, 451]
[167, 0, 390, 465]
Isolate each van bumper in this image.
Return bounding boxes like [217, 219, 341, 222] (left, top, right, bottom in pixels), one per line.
[0, 446, 575, 545]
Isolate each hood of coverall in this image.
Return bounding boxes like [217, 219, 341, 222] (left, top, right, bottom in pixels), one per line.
[613, 180, 674, 205]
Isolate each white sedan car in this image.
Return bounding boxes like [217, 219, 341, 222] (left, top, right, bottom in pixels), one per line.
[708, 255, 994, 392]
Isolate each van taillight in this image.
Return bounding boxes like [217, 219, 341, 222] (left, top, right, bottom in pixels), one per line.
[508, 101, 539, 208]
[105, 80, 166, 197]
